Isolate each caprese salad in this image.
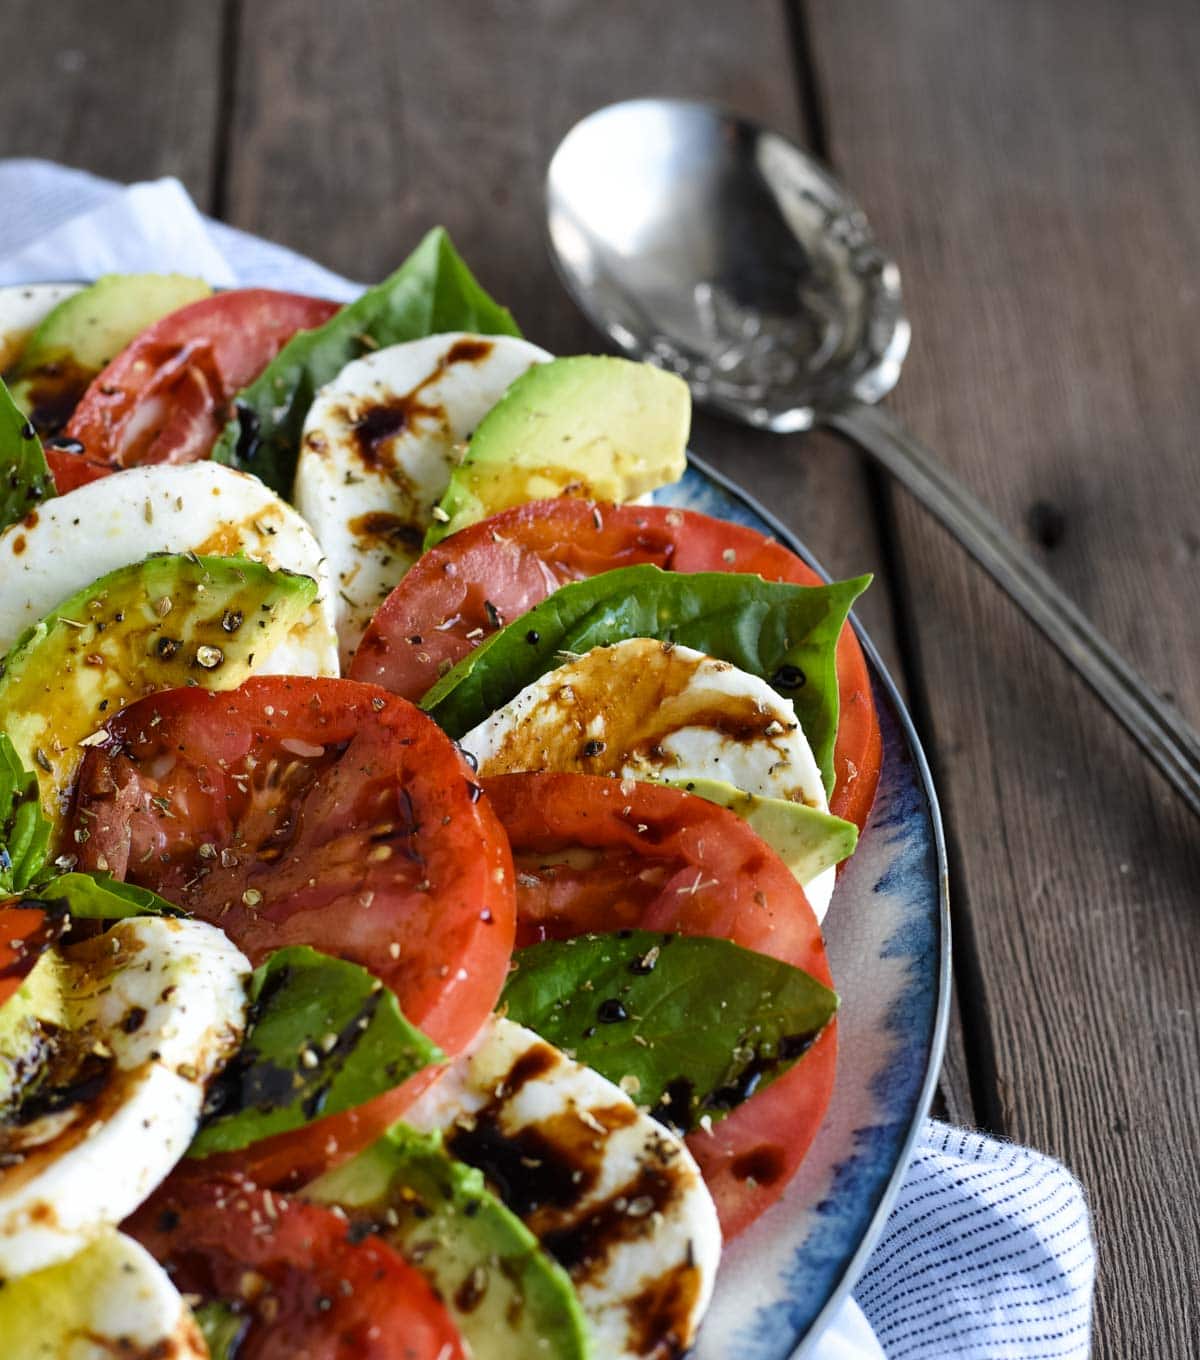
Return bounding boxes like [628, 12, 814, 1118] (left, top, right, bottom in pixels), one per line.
[0, 231, 882, 1359]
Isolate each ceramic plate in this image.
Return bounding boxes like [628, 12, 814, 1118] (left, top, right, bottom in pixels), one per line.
[0, 284, 950, 1358]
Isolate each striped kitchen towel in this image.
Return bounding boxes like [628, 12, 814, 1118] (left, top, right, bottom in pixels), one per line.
[836, 1121, 1096, 1359]
[0, 159, 1097, 1359]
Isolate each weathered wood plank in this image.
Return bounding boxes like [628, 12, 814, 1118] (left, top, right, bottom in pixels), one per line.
[805, 1, 1200, 1353]
[223, 0, 971, 1123]
[0, 0, 223, 208]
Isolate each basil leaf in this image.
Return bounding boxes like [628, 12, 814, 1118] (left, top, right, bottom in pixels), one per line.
[212, 227, 521, 495]
[0, 733, 52, 894]
[189, 945, 443, 1157]
[34, 872, 184, 919]
[0, 377, 53, 535]
[502, 930, 837, 1134]
[194, 1303, 247, 1360]
[423, 565, 870, 795]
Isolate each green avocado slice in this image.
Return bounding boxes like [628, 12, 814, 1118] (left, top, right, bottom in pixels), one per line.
[425, 356, 689, 547]
[0, 553, 319, 820]
[306, 1123, 591, 1360]
[9, 274, 211, 437]
[665, 776, 857, 887]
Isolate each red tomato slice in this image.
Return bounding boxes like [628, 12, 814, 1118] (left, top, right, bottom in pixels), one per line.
[68, 677, 515, 1060]
[481, 771, 837, 1239]
[127, 1174, 465, 1360]
[49, 289, 339, 492]
[351, 498, 881, 831]
[0, 901, 67, 1007]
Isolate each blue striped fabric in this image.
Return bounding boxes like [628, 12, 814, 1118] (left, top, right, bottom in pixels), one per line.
[818, 1120, 1095, 1359]
[0, 163, 1098, 1360]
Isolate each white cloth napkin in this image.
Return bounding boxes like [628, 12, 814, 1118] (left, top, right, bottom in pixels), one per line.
[0, 160, 1096, 1360]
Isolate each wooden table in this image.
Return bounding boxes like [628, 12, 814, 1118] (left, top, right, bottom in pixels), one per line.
[3, 2, 1197, 1354]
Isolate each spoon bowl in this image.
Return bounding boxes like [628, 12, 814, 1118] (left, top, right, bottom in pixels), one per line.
[546, 97, 1200, 817]
[546, 98, 908, 431]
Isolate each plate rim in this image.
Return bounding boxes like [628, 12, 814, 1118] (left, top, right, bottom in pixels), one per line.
[685, 450, 952, 1354]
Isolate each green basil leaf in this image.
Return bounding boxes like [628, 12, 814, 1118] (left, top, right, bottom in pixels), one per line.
[193, 1303, 247, 1360]
[0, 377, 53, 535]
[189, 945, 443, 1158]
[212, 227, 521, 495]
[422, 565, 870, 795]
[501, 930, 838, 1134]
[34, 872, 184, 919]
[0, 733, 52, 894]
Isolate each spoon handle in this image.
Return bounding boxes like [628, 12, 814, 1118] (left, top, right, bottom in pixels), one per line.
[829, 400, 1200, 818]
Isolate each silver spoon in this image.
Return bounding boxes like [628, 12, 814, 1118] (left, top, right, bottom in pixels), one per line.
[546, 97, 1200, 818]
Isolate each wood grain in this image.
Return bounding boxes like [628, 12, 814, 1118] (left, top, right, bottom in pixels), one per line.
[0, 0, 223, 207]
[805, 1, 1200, 1353]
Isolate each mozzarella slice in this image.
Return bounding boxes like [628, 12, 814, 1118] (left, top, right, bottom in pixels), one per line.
[460, 637, 837, 918]
[0, 1230, 206, 1359]
[294, 332, 551, 663]
[0, 461, 339, 675]
[0, 917, 250, 1278]
[405, 1016, 721, 1360]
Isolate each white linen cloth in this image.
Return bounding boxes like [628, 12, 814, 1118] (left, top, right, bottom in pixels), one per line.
[0, 159, 1096, 1359]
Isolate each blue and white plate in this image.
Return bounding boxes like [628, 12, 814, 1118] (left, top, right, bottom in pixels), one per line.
[660, 456, 950, 1358]
[0, 280, 949, 1358]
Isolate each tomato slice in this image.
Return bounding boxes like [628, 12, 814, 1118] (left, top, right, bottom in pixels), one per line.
[0, 901, 67, 1007]
[351, 498, 881, 831]
[127, 1174, 465, 1360]
[68, 677, 515, 1061]
[481, 771, 837, 1239]
[49, 290, 339, 492]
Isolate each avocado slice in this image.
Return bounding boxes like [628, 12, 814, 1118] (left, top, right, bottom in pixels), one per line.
[666, 776, 858, 886]
[0, 553, 319, 819]
[0, 947, 66, 1116]
[307, 1123, 590, 1360]
[9, 273, 210, 436]
[425, 355, 689, 547]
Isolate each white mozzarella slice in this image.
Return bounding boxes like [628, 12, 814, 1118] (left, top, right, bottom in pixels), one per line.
[294, 332, 551, 663]
[0, 461, 339, 675]
[0, 917, 250, 1279]
[0, 1229, 206, 1359]
[405, 1016, 721, 1360]
[460, 637, 837, 918]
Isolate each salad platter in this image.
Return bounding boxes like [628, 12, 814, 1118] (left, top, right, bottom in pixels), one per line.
[0, 240, 948, 1359]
